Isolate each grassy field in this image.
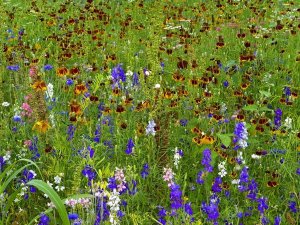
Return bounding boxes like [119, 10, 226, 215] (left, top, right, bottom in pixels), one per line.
[0, 0, 299, 224]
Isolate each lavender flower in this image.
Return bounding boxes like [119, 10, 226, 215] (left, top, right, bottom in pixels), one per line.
[111, 64, 126, 88]
[146, 120, 156, 136]
[233, 122, 248, 149]
[201, 198, 219, 222]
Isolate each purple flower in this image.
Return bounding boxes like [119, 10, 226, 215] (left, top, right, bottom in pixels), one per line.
[125, 138, 134, 154]
[67, 124, 76, 141]
[81, 165, 96, 186]
[288, 201, 298, 213]
[274, 108, 282, 129]
[111, 64, 126, 88]
[38, 213, 50, 225]
[184, 202, 193, 215]
[261, 216, 269, 225]
[233, 122, 248, 149]
[179, 119, 188, 126]
[196, 170, 205, 184]
[202, 149, 213, 172]
[68, 213, 79, 220]
[274, 216, 281, 225]
[66, 78, 74, 86]
[223, 80, 229, 87]
[201, 199, 219, 222]
[212, 176, 222, 193]
[44, 64, 53, 71]
[170, 183, 183, 212]
[7, 65, 20, 71]
[132, 72, 139, 86]
[257, 197, 268, 214]
[296, 168, 300, 175]
[141, 163, 149, 178]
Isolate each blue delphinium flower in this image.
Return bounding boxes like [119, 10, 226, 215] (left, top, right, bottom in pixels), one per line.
[94, 124, 101, 143]
[233, 122, 248, 149]
[247, 179, 258, 201]
[257, 197, 268, 214]
[111, 64, 126, 88]
[38, 213, 50, 225]
[212, 176, 222, 193]
[132, 72, 139, 87]
[157, 206, 167, 225]
[274, 108, 282, 130]
[261, 216, 269, 225]
[202, 148, 213, 172]
[184, 202, 193, 215]
[67, 124, 76, 141]
[169, 183, 183, 215]
[196, 170, 205, 184]
[238, 167, 249, 192]
[141, 163, 149, 178]
[274, 216, 281, 225]
[0, 156, 6, 172]
[288, 201, 298, 213]
[125, 138, 134, 154]
[82, 165, 96, 186]
[201, 197, 219, 223]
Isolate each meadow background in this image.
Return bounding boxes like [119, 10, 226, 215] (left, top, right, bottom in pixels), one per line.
[0, 0, 299, 224]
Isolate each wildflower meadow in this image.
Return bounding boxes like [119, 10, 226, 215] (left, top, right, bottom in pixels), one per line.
[0, 0, 300, 224]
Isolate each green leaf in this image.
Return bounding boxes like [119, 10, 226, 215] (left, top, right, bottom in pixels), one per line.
[242, 104, 258, 111]
[259, 90, 271, 97]
[216, 133, 232, 147]
[258, 106, 273, 112]
[27, 180, 70, 225]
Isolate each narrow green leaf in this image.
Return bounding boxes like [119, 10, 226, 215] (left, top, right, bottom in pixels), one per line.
[27, 180, 70, 225]
[242, 104, 258, 111]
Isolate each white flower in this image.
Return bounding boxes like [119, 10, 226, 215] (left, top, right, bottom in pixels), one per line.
[251, 154, 261, 159]
[284, 117, 292, 129]
[54, 175, 62, 184]
[218, 161, 227, 177]
[46, 83, 54, 99]
[154, 83, 161, 89]
[231, 179, 240, 185]
[2, 102, 10, 107]
[125, 70, 133, 77]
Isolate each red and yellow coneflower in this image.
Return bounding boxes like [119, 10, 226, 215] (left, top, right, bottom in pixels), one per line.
[32, 120, 51, 133]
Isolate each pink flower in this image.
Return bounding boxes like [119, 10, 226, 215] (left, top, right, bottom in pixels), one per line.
[24, 140, 32, 147]
[29, 66, 38, 77]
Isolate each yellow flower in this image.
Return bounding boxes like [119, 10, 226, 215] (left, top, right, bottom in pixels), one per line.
[32, 120, 50, 133]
